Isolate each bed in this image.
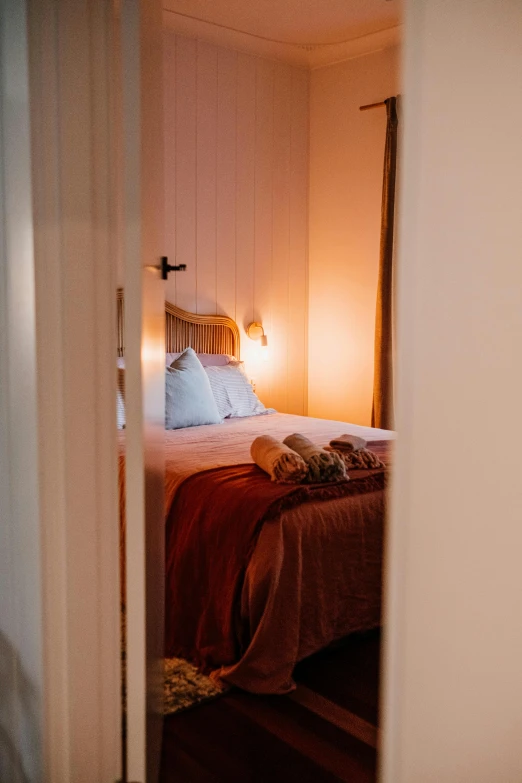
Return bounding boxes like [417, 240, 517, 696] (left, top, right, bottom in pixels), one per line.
[118, 292, 394, 695]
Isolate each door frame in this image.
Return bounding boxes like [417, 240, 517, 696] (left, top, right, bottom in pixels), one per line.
[119, 0, 166, 780]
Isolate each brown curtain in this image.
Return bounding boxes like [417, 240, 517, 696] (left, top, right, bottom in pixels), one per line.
[372, 97, 398, 430]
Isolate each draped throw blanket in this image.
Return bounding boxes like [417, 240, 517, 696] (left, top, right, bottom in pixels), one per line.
[372, 97, 398, 430]
[164, 446, 390, 672]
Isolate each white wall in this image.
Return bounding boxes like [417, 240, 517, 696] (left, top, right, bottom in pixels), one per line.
[308, 47, 399, 425]
[163, 35, 401, 422]
[382, 1, 522, 781]
[163, 34, 309, 414]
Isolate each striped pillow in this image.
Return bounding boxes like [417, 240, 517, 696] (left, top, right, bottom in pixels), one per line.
[166, 352, 235, 367]
[117, 354, 234, 370]
[204, 363, 273, 418]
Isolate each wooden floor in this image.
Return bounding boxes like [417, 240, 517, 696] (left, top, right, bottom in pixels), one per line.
[159, 630, 380, 783]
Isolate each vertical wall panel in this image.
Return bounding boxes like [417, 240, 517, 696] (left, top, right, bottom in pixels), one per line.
[216, 48, 237, 322]
[270, 66, 292, 413]
[195, 41, 218, 313]
[173, 36, 197, 311]
[163, 32, 176, 304]
[164, 34, 309, 411]
[234, 52, 256, 367]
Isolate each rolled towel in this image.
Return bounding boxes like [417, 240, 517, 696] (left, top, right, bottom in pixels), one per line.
[251, 435, 308, 484]
[283, 433, 347, 483]
[325, 445, 385, 471]
[329, 434, 367, 453]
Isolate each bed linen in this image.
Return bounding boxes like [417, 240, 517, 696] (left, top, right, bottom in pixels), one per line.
[165, 444, 388, 678]
[120, 412, 394, 695]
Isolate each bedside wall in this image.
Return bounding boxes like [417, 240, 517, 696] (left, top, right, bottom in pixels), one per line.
[163, 34, 309, 414]
[308, 46, 400, 425]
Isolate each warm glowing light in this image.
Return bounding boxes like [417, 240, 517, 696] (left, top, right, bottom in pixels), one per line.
[246, 322, 270, 362]
[141, 336, 164, 365]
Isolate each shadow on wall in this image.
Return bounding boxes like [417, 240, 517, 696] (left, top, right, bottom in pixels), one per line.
[0, 630, 40, 783]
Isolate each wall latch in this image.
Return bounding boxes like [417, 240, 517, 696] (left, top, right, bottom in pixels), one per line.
[161, 256, 187, 280]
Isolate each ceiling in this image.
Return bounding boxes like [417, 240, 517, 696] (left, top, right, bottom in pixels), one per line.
[163, 0, 402, 69]
[163, 0, 401, 45]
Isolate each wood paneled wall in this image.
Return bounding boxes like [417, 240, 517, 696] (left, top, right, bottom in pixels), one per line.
[164, 33, 309, 414]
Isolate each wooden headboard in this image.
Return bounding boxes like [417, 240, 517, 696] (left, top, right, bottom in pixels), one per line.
[117, 289, 240, 359]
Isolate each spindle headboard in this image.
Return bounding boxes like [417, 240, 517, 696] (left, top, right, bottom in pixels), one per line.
[117, 289, 240, 359]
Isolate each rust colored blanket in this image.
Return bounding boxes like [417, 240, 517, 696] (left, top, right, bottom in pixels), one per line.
[165, 441, 389, 672]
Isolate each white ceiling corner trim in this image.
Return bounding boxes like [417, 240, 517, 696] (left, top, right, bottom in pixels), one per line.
[308, 25, 401, 69]
[162, 9, 401, 69]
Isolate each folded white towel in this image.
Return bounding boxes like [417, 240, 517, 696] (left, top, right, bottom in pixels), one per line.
[283, 433, 346, 483]
[325, 445, 385, 470]
[251, 435, 308, 484]
[328, 434, 367, 453]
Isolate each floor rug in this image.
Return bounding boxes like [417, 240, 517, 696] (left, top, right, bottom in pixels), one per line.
[163, 657, 227, 715]
[121, 606, 226, 717]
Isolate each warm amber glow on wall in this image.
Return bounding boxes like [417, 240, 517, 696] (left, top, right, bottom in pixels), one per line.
[308, 46, 400, 426]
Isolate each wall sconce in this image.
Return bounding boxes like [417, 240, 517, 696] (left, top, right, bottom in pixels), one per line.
[246, 322, 269, 360]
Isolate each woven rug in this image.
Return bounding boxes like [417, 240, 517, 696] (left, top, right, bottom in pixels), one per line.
[121, 608, 226, 716]
[164, 657, 227, 715]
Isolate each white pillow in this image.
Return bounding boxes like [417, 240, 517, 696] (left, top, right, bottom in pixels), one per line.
[204, 363, 274, 418]
[165, 348, 222, 430]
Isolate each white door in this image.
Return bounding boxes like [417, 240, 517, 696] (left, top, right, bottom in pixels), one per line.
[119, 1, 166, 780]
[3, 1, 121, 780]
[381, 1, 522, 781]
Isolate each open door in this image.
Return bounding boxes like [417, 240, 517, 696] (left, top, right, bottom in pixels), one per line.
[118, 0, 166, 780]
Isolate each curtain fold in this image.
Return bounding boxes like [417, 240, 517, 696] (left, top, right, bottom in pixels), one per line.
[372, 97, 398, 430]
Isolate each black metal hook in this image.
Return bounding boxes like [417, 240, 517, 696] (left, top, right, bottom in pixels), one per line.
[161, 256, 187, 280]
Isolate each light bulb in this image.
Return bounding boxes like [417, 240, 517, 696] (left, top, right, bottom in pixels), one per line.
[260, 334, 269, 361]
